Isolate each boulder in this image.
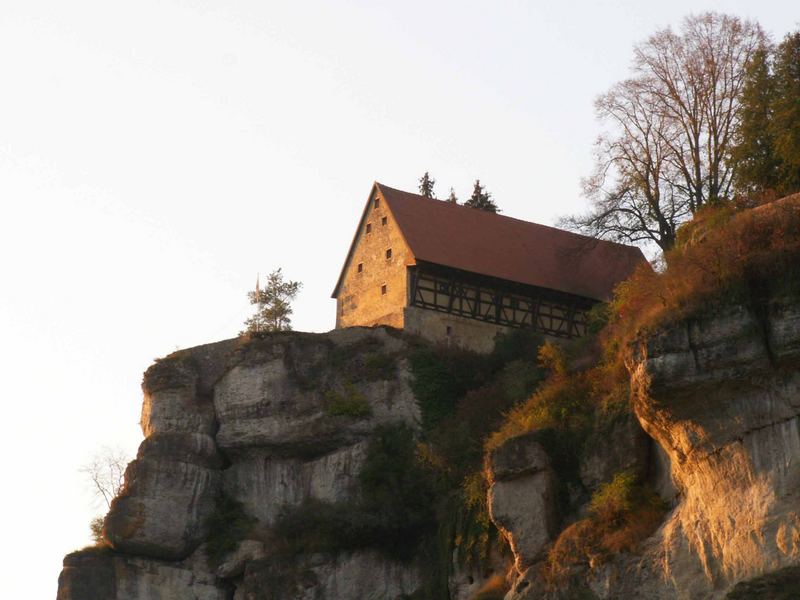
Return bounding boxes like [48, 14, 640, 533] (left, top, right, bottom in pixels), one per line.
[625, 292, 800, 597]
[57, 548, 229, 600]
[104, 454, 221, 560]
[487, 432, 560, 569]
[579, 410, 649, 492]
[224, 441, 368, 525]
[213, 329, 419, 456]
[140, 356, 215, 437]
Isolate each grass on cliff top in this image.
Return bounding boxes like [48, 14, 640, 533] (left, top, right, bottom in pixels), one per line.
[605, 194, 800, 350]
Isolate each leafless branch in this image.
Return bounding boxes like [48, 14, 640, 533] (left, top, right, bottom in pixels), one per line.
[80, 446, 130, 510]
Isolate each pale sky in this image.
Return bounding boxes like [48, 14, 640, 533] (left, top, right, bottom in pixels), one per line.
[0, 1, 795, 597]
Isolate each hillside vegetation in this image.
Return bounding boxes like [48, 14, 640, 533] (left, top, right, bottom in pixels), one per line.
[275, 194, 800, 598]
[485, 193, 800, 593]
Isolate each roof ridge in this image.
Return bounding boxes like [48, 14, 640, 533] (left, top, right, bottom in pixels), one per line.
[374, 182, 641, 254]
[333, 182, 647, 302]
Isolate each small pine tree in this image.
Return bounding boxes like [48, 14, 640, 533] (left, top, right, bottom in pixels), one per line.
[418, 171, 436, 198]
[446, 187, 458, 204]
[463, 179, 499, 213]
[242, 269, 302, 334]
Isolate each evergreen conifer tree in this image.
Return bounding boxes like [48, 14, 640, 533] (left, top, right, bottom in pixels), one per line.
[446, 187, 458, 204]
[732, 46, 780, 196]
[733, 31, 800, 197]
[772, 32, 800, 195]
[242, 269, 302, 334]
[464, 179, 499, 213]
[418, 172, 436, 198]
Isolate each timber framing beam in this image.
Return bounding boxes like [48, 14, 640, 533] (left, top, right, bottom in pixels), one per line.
[408, 263, 595, 339]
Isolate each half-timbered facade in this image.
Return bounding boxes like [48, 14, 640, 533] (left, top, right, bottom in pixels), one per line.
[332, 183, 646, 353]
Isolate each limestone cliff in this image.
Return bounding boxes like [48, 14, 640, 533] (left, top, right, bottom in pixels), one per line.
[58, 327, 426, 600]
[58, 286, 800, 599]
[625, 287, 800, 598]
[494, 283, 800, 599]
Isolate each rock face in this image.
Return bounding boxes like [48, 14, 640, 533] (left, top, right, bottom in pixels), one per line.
[58, 286, 800, 599]
[57, 548, 230, 600]
[487, 433, 560, 570]
[491, 287, 800, 600]
[234, 551, 423, 600]
[579, 410, 649, 493]
[622, 291, 800, 598]
[58, 327, 423, 600]
[104, 353, 223, 560]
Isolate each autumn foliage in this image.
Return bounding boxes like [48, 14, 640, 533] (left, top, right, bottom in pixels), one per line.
[605, 194, 800, 351]
[545, 472, 665, 584]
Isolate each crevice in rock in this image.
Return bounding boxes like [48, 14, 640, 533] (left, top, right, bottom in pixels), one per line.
[220, 577, 237, 600]
[686, 318, 702, 372]
[746, 273, 777, 367]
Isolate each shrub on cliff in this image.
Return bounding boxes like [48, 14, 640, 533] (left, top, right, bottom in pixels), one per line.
[486, 342, 593, 454]
[204, 493, 257, 567]
[358, 424, 437, 554]
[607, 194, 800, 349]
[271, 424, 436, 561]
[324, 384, 372, 418]
[407, 344, 490, 430]
[408, 327, 543, 432]
[545, 471, 665, 584]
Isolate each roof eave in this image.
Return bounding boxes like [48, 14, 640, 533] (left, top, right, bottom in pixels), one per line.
[331, 182, 380, 298]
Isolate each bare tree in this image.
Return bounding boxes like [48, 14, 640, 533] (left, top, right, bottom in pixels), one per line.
[81, 446, 130, 543]
[635, 13, 765, 209]
[81, 446, 129, 510]
[566, 78, 691, 250]
[565, 13, 765, 252]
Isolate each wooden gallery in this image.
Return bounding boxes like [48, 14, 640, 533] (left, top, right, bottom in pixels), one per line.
[332, 183, 646, 353]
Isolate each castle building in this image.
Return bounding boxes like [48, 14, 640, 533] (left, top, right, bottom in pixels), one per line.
[332, 182, 647, 353]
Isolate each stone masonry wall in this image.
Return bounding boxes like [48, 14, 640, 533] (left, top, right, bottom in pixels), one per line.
[403, 305, 515, 354]
[336, 193, 413, 330]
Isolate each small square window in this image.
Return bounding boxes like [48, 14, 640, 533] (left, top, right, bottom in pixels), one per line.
[385, 248, 392, 259]
[366, 223, 372, 234]
[357, 263, 363, 273]
[381, 216, 388, 226]
[381, 284, 387, 295]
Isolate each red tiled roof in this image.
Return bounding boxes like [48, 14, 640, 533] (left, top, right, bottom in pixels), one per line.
[333, 183, 648, 302]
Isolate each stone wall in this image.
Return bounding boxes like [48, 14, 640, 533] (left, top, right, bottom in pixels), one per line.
[335, 193, 413, 330]
[404, 305, 515, 354]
